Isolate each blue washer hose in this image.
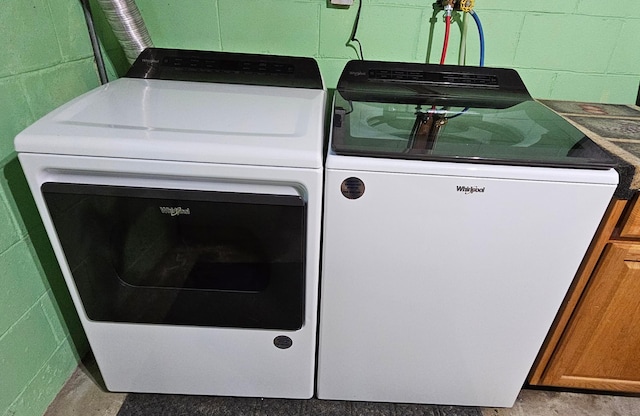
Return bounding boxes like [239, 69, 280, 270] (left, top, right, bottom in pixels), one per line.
[470, 10, 485, 67]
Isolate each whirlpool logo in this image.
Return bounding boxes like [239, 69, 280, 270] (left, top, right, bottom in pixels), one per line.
[159, 206, 191, 216]
[456, 185, 486, 195]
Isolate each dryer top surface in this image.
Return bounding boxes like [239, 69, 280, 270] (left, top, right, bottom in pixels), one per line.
[15, 78, 326, 169]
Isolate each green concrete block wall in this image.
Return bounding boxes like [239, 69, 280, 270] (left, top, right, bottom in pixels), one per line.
[0, 1, 97, 415]
[130, 0, 640, 103]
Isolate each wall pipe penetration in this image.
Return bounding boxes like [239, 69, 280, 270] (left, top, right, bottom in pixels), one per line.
[95, 0, 153, 64]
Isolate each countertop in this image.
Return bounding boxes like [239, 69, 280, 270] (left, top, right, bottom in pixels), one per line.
[541, 100, 640, 199]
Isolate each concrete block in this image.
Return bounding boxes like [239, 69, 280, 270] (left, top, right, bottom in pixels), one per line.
[0, 192, 21, 255]
[354, 5, 430, 62]
[478, 0, 579, 13]
[515, 68, 558, 99]
[0, 305, 59, 413]
[514, 13, 622, 73]
[0, 77, 33, 162]
[4, 341, 79, 416]
[137, 0, 221, 51]
[608, 21, 640, 75]
[0, 239, 50, 336]
[0, 0, 61, 78]
[20, 60, 99, 121]
[576, 0, 640, 17]
[465, 10, 525, 67]
[218, 0, 320, 56]
[552, 72, 639, 104]
[319, 5, 362, 59]
[48, 0, 94, 62]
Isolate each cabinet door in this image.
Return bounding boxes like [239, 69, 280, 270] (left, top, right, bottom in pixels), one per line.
[620, 197, 640, 238]
[540, 242, 640, 392]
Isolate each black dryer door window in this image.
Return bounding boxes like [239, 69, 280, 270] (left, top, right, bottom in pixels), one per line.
[42, 183, 306, 330]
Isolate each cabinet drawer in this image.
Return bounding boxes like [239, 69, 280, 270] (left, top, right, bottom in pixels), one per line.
[620, 196, 640, 238]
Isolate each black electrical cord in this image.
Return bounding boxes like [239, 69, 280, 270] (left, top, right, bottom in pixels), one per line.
[347, 0, 364, 60]
[344, 100, 354, 115]
[446, 107, 469, 119]
[80, 0, 108, 85]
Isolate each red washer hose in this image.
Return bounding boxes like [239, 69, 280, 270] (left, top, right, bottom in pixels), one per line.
[440, 15, 451, 65]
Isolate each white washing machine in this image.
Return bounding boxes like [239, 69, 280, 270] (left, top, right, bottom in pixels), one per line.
[15, 48, 325, 399]
[317, 61, 618, 407]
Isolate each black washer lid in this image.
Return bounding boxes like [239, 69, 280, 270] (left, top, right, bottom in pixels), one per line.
[126, 48, 323, 89]
[331, 60, 617, 170]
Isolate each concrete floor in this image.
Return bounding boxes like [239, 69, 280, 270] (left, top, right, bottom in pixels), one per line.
[44, 357, 640, 416]
[43, 358, 126, 416]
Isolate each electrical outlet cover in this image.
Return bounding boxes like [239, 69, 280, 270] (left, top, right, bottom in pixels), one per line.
[330, 0, 354, 5]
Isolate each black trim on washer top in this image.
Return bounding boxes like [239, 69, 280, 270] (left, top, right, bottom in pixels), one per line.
[337, 60, 531, 107]
[125, 48, 323, 89]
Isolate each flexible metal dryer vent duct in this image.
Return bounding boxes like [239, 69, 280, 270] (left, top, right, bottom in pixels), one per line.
[96, 0, 153, 64]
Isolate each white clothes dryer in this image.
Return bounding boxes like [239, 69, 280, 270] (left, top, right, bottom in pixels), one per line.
[15, 48, 326, 399]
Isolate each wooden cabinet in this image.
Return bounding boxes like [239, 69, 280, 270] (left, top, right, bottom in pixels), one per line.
[620, 196, 640, 238]
[529, 197, 640, 393]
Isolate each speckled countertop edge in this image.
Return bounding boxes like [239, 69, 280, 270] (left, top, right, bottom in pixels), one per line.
[538, 100, 640, 199]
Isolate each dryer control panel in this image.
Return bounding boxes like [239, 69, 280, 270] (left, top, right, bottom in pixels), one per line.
[126, 48, 324, 89]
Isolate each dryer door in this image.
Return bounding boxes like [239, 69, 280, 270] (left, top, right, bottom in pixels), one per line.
[42, 183, 306, 330]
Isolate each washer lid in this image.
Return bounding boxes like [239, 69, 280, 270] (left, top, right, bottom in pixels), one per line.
[331, 60, 615, 170]
[15, 77, 326, 169]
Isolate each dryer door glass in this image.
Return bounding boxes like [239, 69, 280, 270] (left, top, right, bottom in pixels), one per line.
[42, 183, 306, 330]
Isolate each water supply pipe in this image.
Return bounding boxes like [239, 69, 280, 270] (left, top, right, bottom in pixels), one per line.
[95, 0, 153, 64]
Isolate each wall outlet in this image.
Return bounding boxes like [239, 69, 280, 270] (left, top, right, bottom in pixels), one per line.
[330, 0, 354, 5]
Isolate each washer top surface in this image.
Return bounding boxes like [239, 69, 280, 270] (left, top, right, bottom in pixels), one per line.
[330, 60, 616, 171]
[15, 50, 326, 169]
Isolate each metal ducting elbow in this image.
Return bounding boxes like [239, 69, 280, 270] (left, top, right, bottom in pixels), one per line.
[95, 0, 153, 64]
